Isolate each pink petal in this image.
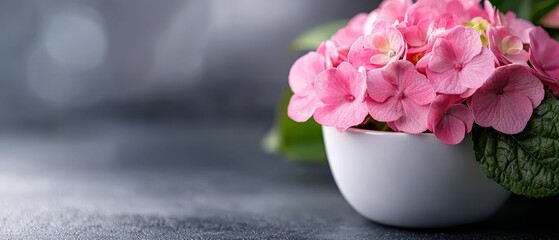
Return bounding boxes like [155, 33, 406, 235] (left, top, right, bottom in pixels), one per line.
[470, 92, 498, 127]
[313, 62, 369, 131]
[501, 65, 545, 108]
[460, 87, 477, 98]
[471, 65, 545, 134]
[427, 95, 473, 144]
[366, 60, 434, 124]
[391, 98, 430, 134]
[348, 26, 404, 69]
[317, 41, 341, 68]
[387, 121, 399, 132]
[367, 96, 403, 122]
[343, 63, 368, 102]
[348, 35, 381, 69]
[287, 94, 318, 122]
[315, 69, 347, 104]
[488, 27, 529, 65]
[504, 50, 529, 65]
[402, 66, 436, 105]
[428, 27, 493, 95]
[483, 0, 500, 24]
[288, 52, 325, 95]
[445, 26, 482, 64]
[315, 62, 366, 104]
[314, 101, 369, 131]
[457, 48, 495, 89]
[332, 13, 368, 49]
[370, 19, 393, 33]
[529, 27, 559, 81]
[504, 12, 535, 43]
[415, 52, 432, 74]
[369, 53, 392, 65]
[428, 39, 456, 74]
[447, 104, 474, 133]
[427, 67, 462, 94]
[474, 94, 533, 134]
[366, 68, 397, 103]
[433, 114, 468, 144]
[404, 25, 425, 47]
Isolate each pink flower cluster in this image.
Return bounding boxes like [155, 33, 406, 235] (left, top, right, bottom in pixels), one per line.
[288, 0, 559, 144]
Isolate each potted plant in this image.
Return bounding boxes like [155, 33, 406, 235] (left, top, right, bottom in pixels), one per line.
[267, 0, 559, 228]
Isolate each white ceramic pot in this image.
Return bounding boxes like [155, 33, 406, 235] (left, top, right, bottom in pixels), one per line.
[323, 126, 510, 228]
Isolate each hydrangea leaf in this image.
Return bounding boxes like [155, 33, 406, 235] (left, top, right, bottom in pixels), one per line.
[491, 0, 559, 24]
[473, 91, 559, 198]
[290, 20, 348, 52]
[262, 88, 327, 163]
[532, 0, 559, 24]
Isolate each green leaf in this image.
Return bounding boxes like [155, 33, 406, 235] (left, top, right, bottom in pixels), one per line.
[491, 0, 559, 24]
[472, 91, 559, 198]
[289, 20, 348, 52]
[262, 88, 327, 163]
[532, 0, 559, 24]
[491, 0, 533, 20]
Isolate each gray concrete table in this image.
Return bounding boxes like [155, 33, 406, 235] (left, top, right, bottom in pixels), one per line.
[0, 118, 557, 239]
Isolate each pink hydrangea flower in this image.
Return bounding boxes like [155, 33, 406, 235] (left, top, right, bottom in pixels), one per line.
[488, 26, 529, 65]
[529, 27, 559, 96]
[314, 62, 369, 131]
[428, 95, 474, 144]
[483, 0, 499, 24]
[366, 60, 436, 134]
[411, 0, 480, 21]
[471, 65, 544, 135]
[348, 20, 405, 70]
[287, 52, 326, 122]
[403, 19, 431, 49]
[317, 40, 343, 68]
[499, 11, 535, 43]
[423, 26, 495, 95]
[331, 13, 368, 55]
[364, 0, 412, 34]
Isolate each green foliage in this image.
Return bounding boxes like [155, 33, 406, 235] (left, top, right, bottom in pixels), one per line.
[289, 20, 347, 52]
[262, 88, 327, 163]
[491, 0, 559, 24]
[472, 91, 559, 198]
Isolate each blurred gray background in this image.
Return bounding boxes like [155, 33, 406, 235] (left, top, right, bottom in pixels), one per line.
[2, 1, 559, 239]
[0, 0, 375, 125]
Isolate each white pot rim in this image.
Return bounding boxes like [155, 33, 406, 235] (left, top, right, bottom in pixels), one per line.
[343, 127, 437, 137]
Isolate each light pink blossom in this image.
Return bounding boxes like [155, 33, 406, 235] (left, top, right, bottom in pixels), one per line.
[403, 19, 431, 49]
[424, 26, 495, 95]
[348, 20, 405, 70]
[483, 0, 499, 24]
[529, 27, 559, 96]
[287, 52, 325, 122]
[314, 62, 369, 131]
[471, 65, 544, 135]
[331, 13, 368, 53]
[412, 0, 478, 22]
[366, 60, 436, 134]
[428, 95, 474, 144]
[404, 2, 440, 25]
[488, 26, 529, 65]
[317, 40, 343, 68]
[364, 0, 412, 34]
[499, 11, 535, 43]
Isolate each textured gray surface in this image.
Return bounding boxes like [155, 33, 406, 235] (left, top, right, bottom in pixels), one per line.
[0, 119, 557, 239]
